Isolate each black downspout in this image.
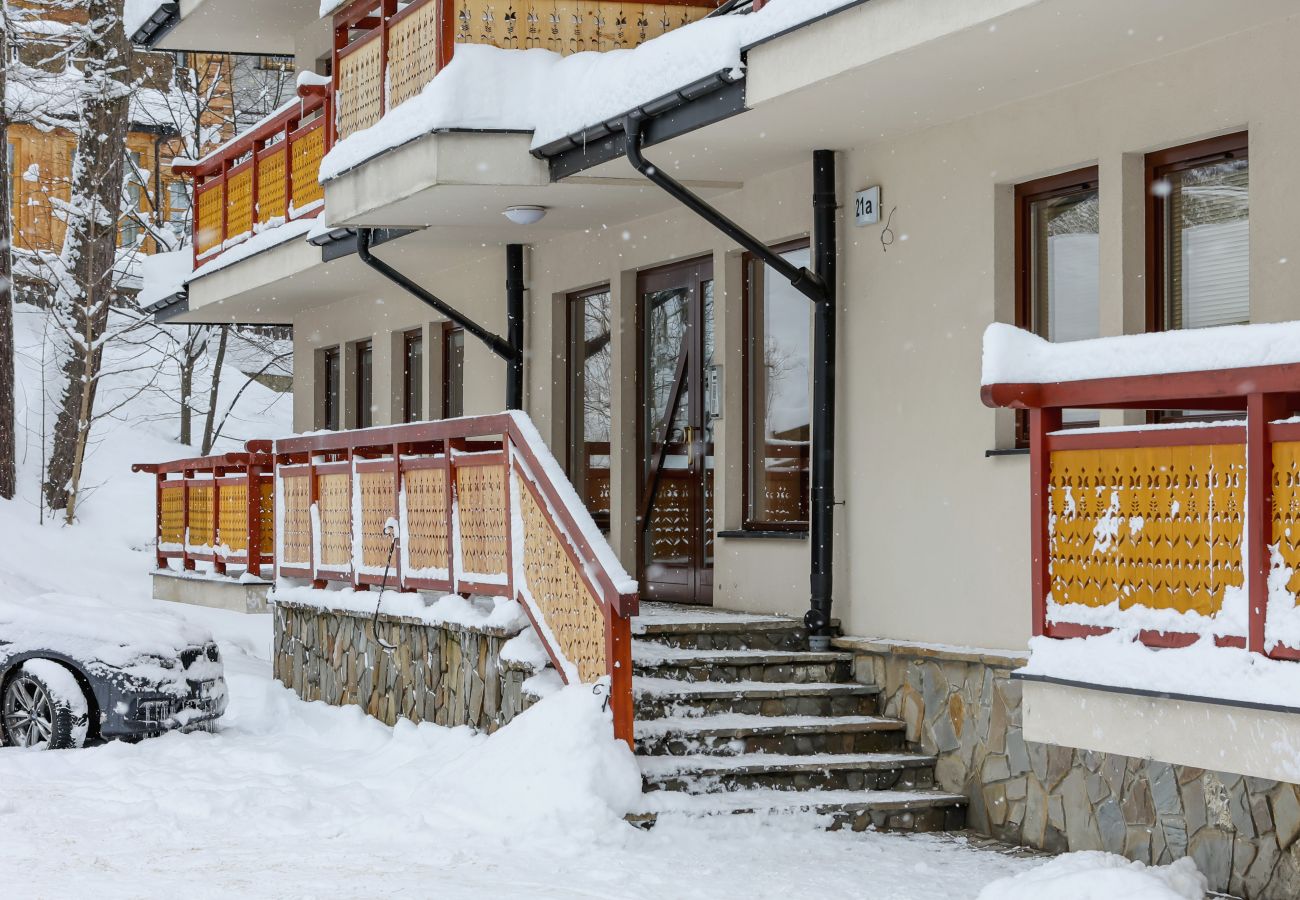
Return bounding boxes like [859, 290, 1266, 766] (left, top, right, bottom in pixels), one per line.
[807, 150, 838, 650]
[622, 114, 840, 648]
[355, 228, 524, 410]
[505, 244, 525, 410]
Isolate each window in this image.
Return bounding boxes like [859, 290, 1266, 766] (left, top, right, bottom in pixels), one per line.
[354, 340, 373, 429]
[321, 348, 340, 431]
[744, 243, 812, 530]
[120, 152, 144, 248]
[402, 329, 423, 424]
[166, 180, 190, 237]
[1147, 133, 1249, 332]
[442, 324, 464, 418]
[568, 287, 612, 528]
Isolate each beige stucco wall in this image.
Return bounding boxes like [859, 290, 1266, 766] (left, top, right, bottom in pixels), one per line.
[268, 10, 1300, 653]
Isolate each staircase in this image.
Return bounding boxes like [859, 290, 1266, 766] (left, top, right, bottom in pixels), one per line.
[628, 605, 967, 831]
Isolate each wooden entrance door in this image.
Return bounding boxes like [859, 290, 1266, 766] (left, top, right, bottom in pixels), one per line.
[639, 257, 715, 604]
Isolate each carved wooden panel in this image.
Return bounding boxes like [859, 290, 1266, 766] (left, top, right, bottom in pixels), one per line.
[359, 471, 397, 570]
[336, 36, 384, 140]
[259, 480, 276, 556]
[454, 2, 712, 55]
[218, 482, 250, 552]
[318, 473, 353, 569]
[389, 0, 442, 109]
[1272, 442, 1300, 597]
[195, 185, 223, 255]
[291, 126, 326, 211]
[225, 166, 253, 240]
[405, 467, 450, 571]
[187, 483, 215, 548]
[281, 475, 312, 566]
[516, 472, 607, 681]
[1048, 444, 1245, 618]
[160, 485, 185, 545]
[455, 463, 509, 575]
[256, 146, 287, 224]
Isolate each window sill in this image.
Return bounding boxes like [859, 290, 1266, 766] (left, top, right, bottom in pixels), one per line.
[985, 448, 1029, 458]
[716, 529, 809, 541]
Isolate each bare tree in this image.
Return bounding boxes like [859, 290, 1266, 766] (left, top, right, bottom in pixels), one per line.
[0, 0, 14, 500]
[42, 0, 133, 521]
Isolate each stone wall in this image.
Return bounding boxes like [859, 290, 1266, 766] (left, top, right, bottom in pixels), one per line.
[274, 600, 538, 732]
[841, 637, 1300, 899]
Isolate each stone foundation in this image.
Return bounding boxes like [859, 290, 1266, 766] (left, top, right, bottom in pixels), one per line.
[274, 600, 538, 732]
[840, 637, 1300, 899]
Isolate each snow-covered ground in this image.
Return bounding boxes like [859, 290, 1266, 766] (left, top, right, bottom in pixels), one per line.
[0, 303, 1208, 897]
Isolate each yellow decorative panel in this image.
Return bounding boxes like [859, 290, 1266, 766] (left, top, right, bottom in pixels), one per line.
[218, 482, 250, 552]
[1048, 444, 1245, 618]
[1273, 442, 1300, 597]
[318, 473, 352, 569]
[359, 471, 397, 570]
[454, 2, 712, 55]
[225, 166, 254, 240]
[455, 463, 509, 576]
[259, 480, 276, 557]
[195, 185, 223, 255]
[336, 36, 384, 140]
[256, 146, 287, 224]
[160, 485, 185, 545]
[290, 127, 325, 212]
[281, 475, 312, 566]
[405, 467, 450, 572]
[388, 0, 442, 109]
[516, 472, 607, 681]
[187, 483, 215, 548]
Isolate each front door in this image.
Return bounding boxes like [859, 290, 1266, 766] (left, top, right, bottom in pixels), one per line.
[639, 257, 715, 604]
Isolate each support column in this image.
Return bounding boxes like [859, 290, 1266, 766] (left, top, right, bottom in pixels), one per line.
[506, 244, 525, 410]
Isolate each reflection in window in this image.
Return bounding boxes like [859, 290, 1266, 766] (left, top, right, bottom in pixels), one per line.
[569, 288, 612, 528]
[746, 246, 811, 528]
[354, 339, 373, 429]
[321, 347, 340, 431]
[403, 329, 423, 423]
[443, 324, 464, 418]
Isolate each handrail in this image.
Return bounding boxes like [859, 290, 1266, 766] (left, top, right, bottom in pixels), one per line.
[983, 357, 1300, 663]
[270, 411, 638, 745]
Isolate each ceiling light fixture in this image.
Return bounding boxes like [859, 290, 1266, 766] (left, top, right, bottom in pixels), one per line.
[502, 205, 547, 226]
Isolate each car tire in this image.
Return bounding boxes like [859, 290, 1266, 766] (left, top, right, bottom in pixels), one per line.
[2, 661, 90, 750]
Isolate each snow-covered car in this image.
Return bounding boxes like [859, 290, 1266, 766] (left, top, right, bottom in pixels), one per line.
[0, 594, 227, 749]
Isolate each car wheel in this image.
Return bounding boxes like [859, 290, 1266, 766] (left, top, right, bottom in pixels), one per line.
[2, 661, 90, 750]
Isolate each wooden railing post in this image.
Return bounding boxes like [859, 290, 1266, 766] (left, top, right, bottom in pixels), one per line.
[1029, 407, 1061, 638]
[1247, 392, 1286, 654]
[154, 471, 165, 571]
[247, 461, 263, 579]
[212, 473, 226, 575]
[310, 455, 324, 589]
[609, 615, 634, 748]
[182, 470, 196, 571]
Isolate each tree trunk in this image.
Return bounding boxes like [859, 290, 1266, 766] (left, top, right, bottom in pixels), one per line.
[200, 325, 228, 455]
[43, 0, 132, 520]
[0, 0, 15, 501]
[180, 327, 194, 445]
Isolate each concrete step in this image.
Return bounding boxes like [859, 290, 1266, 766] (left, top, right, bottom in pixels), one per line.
[634, 615, 815, 652]
[627, 787, 967, 833]
[633, 677, 880, 719]
[639, 751, 938, 793]
[635, 713, 908, 757]
[632, 645, 854, 684]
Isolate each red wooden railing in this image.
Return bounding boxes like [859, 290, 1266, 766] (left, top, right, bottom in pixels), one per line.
[269, 412, 638, 744]
[175, 83, 332, 269]
[983, 361, 1300, 661]
[133, 446, 275, 578]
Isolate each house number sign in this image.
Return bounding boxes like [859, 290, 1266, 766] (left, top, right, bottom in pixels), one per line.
[854, 186, 881, 226]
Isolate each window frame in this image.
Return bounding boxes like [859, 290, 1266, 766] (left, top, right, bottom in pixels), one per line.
[1012, 166, 1101, 446]
[321, 346, 340, 431]
[566, 284, 613, 531]
[741, 238, 813, 533]
[353, 339, 373, 429]
[1145, 131, 1249, 333]
[441, 323, 464, 419]
[401, 328, 423, 424]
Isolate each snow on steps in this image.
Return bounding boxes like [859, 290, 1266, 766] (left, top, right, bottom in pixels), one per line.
[629, 603, 965, 834]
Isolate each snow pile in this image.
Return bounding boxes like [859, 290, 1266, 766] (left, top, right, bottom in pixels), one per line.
[977, 851, 1207, 900]
[124, 0, 166, 36]
[1021, 631, 1300, 711]
[982, 320, 1300, 385]
[137, 248, 191, 308]
[270, 585, 530, 634]
[320, 0, 861, 180]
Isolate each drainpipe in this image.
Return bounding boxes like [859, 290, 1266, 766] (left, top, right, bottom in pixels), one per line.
[623, 113, 840, 649]
[505, 244, 525, 410]
[356, 228, 524, 411]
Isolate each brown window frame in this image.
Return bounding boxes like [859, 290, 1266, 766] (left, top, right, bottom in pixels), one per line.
[742, 238, 813, 532]
[401, 328, 423, 424]
[1012, 166, 1101, 446]
[441, 323, 464, 419]
[321, 346, 340, 431]
[566, 284, 613, 531]
[353, 339, 373, 429]
[1145, 131, 1249, 333]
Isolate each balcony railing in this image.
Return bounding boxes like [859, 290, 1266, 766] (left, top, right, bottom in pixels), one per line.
[175, 85, 331, 268]
[331, 0, 722, 142]
[983, 340, 1300, 662]
[137, 413, 638, 745]
[133, 448, 276, 578]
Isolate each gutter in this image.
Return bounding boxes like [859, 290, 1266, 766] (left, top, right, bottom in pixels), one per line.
[130, 2, 180, 47]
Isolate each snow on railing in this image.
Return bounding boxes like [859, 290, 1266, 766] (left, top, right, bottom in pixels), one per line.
[981, 322, 1300, 661]
[267, 412, 639, 745]
[132, 447, 276, 578]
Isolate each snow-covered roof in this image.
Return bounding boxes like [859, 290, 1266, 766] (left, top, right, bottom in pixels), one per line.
[320, 0, 860, 181]
[981, 321, 1300, 386]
